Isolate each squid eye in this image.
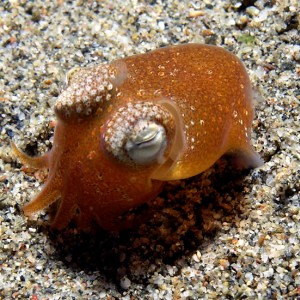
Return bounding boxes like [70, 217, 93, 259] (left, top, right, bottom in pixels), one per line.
[103, 101, 181, 168]
[125, 120, 167, 165]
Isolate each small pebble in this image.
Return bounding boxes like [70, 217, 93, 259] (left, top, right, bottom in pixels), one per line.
[120, 276, 131, 290]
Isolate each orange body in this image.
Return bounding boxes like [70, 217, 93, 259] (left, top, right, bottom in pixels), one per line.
[12, 44, 261, 231]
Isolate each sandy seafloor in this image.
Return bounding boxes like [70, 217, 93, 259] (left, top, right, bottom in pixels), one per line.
[0, 0, 299, 299]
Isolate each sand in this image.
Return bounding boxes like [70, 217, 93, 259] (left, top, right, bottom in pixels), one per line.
[0, 0, 299, 299]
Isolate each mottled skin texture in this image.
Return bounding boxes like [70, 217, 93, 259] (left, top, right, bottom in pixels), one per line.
[12, 44, 261, 231]
[113, 44, 259, 179]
